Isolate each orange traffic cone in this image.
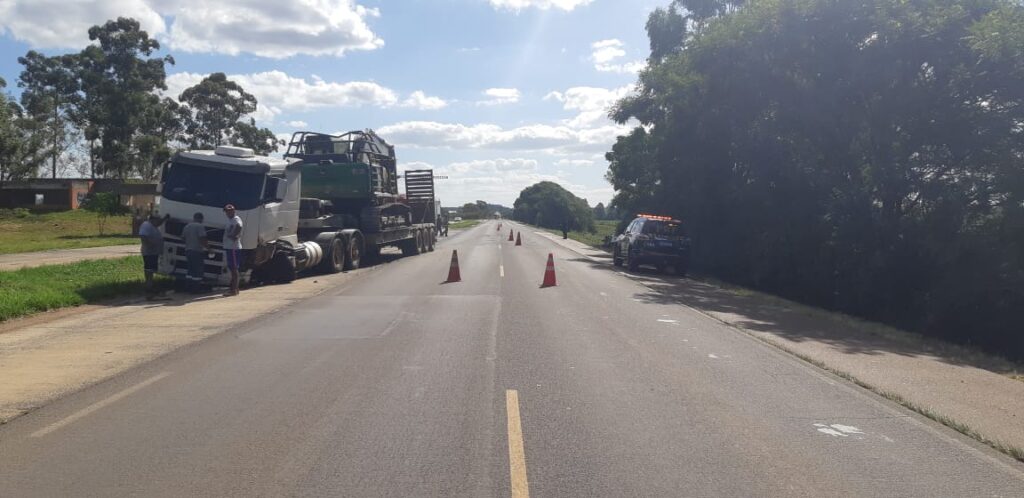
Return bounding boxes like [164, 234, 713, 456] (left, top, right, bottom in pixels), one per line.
[446, 250, 461, 283]
[508, 230, 514, 242]
[541, 253, 557, 287]
[515, 232, 522, 246]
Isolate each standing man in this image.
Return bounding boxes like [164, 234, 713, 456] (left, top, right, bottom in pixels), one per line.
[182, 212, 208, 293]
[138, 214, 167, 300]
[223, 204, 243, 297]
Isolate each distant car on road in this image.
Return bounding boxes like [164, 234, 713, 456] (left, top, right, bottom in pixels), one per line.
[612, 214, 690, 276]
[453, 217, 463, 222]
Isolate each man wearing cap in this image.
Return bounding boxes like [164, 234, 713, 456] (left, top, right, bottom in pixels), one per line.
[223, 204, 243, 296]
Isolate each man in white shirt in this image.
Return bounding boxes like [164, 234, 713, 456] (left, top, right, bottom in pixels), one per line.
[222, 204, 243, 296]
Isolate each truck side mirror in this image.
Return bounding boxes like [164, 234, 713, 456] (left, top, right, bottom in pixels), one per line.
[274, 178, 289, 201]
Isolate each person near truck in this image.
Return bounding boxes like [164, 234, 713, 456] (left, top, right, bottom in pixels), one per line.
[138, 214, 168, 300]
[223, 204, 243, 297]
[182, 212, 208, 293]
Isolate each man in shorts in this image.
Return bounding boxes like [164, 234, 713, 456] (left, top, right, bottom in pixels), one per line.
[223, 204, 244, 296]
[138, 214, 167, 300]
[182, 212, 208, 293]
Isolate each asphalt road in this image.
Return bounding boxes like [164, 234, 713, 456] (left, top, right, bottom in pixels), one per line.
[2, 220, 1022, 497]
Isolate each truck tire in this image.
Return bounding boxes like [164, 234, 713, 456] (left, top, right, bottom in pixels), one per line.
[344, 233, 363, 270]
[318, 235, 345, 274]
[427, 230, 435, 251]
[400, 235, 420, 257]
[271, 252, 297, 283]
[416, 229, 427, 254]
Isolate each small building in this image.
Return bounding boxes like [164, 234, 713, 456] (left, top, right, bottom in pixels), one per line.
[0, 179, 158, 212]
[0, 179, 94, 210]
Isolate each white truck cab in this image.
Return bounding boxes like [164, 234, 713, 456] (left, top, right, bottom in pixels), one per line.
[157, 146, 302, 285]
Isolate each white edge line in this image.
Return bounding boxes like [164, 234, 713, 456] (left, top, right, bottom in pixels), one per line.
[31, 372, 172, 438]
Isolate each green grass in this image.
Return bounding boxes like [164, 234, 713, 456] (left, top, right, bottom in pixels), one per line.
[0, 257, 162, 322]
[450, 219, 483, 230]
[0, 209, 136, 255]
[539, 220, 618, 249]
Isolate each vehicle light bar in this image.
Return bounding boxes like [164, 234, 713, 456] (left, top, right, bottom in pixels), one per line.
[637, 213, 680, 223]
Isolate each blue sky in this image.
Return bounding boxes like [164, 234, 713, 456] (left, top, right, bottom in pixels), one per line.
[0, 0, 661, 206]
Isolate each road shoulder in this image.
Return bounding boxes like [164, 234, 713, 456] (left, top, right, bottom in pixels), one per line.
[530, 227, 1024, 461]
[0, 268, 363, 424]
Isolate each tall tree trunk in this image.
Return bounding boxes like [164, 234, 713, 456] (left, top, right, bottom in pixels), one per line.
[51, 97, 58, 179]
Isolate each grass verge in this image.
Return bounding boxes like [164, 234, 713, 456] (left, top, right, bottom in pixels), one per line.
[0, 209, 136, 255]
[450, 219, 483, 230]
[0, 257, 164, 322]
[538, 220, 618, 249]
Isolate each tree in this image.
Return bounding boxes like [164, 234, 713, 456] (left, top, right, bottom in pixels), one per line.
[81, 192, 127, 235]
[134, 97, 187, 181]
[0, 79, 47, 182]
[180, 73, 257, 149]
[607, 0, 1024, 359]
[230, 118, 281, 155]
[512, 181, 595, 232]
[593, 202, 606, 220]
[17, 51, 80, 179]
[77, 17, 175, 179]
[460, 202, 482, 219]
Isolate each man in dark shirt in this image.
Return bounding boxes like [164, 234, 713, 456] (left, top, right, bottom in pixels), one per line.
[138, 214, 168, 300]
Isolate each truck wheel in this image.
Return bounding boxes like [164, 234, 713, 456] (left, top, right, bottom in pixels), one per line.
[411, 228, 423, 253]
[272, 252, 297, 283]
[344, 233, 363, 270]
[427, 231, 435, 251]
[320, 236, 345, 274]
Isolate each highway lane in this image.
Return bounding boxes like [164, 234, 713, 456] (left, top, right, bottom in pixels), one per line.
[1, 220, 1022, 497]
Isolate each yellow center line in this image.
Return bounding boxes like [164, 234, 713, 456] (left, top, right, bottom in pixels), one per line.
[506, 389, 530, 498]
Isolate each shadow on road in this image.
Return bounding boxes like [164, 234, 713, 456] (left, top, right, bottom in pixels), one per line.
[568, 254, 1023, 376]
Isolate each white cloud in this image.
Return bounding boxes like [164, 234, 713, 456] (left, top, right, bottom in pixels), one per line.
[0, 0, 166, 49]
[590, 39, 644, 74]
[166, 71, 398, 123]
[488, 0, 593, 11]
[402, 91, 448, 110]
[285, 120, 309, 128]
[478, 88, 521, 106]
[545, 85, 635, 128]
[0, 0, 382, 58]
[167, 0, 383, 58]
[377, 120, 629, 153]
[555, 158, 596, 167]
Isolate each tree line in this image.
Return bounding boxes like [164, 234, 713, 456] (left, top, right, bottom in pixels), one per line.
[0, 17, 279, 183]
[512, 181, 595, 232]
[607, 0, 1024, 358]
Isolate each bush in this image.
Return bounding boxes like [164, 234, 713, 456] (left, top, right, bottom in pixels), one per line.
[81, 192, 128, 235]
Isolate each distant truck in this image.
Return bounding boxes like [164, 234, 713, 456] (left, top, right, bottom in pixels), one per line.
[155, 130, 436, 285]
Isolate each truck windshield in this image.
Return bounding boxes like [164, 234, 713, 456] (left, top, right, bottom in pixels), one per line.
[161, 162, 265, 210]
